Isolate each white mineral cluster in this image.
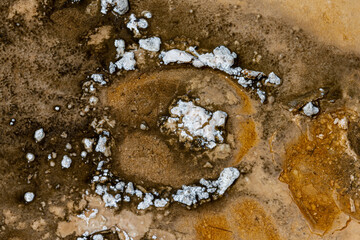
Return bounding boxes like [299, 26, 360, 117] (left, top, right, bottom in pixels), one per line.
[172, 186, 209, 206]
[142, 11, 152, 19]
[173, 167, 240, 206]
[93, 234, 104, 240]
[61, 155, 72, 169]
[82, 138, 95, 153]
[114, 39, 125, 59]
[161, 100, 227, 149]
[137, 193, 154, 210]
[265, 72, 281, 85]
[24, 192, 35, 203]
[91, 74, 107, 85]
[109, 39, 137, 74]
[34, 128, 45, 142]
[26, 153, 35, 162]
[302, 102, 319, 117]
[154, 198, 169, 208]
[256, 89, 266, 103]
[113, 52, 136, 71]
[334, 117, 348, 129]
[199, 167, 240, 195]
[139, 37, 161, 52]
[95, 135, 111, 157]
[92, 165, 240, 210]
[159, 45, 282, 103]
[189, 45, 237, 71]
[159, 49, 194, 64]
[126, 14, 148, 37]
[160, 46, 238, 74]
[100, 0, 129, 15]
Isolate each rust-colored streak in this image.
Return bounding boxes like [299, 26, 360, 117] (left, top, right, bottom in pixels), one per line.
[222, 74, 254, 114]
[233, 118, 257, 165]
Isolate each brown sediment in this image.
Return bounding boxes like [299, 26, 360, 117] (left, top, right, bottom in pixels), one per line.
[56, 196, 153, 239]
[257, 0, 360, 54]
[115, 131, 187, 187]
[8, 0, 39, 22]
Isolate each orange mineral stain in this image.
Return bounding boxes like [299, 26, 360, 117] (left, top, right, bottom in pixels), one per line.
[233, 118, 257, 165]
[196, 199, 281, 240]
[280, 111, 359, 234]
[230, 199, 281, 240]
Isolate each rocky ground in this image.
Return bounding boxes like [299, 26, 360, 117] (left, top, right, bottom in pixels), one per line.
[0, 0, 359, 239]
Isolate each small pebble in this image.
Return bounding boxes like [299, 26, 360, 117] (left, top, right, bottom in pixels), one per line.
[142, 11, 152, 18]
[24, 192, 35, 203]
[65, 143, 72, 150]
[26, 153, 35, 162]
[61, 155, 72, 169]
[140, 123, 148, 130]
[34, 128, 45, 142]
[89, 96, 99, 106]
[93, 234, 103, 240]
[9, 119, 15, 126]
[302, 102, 319, 117]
